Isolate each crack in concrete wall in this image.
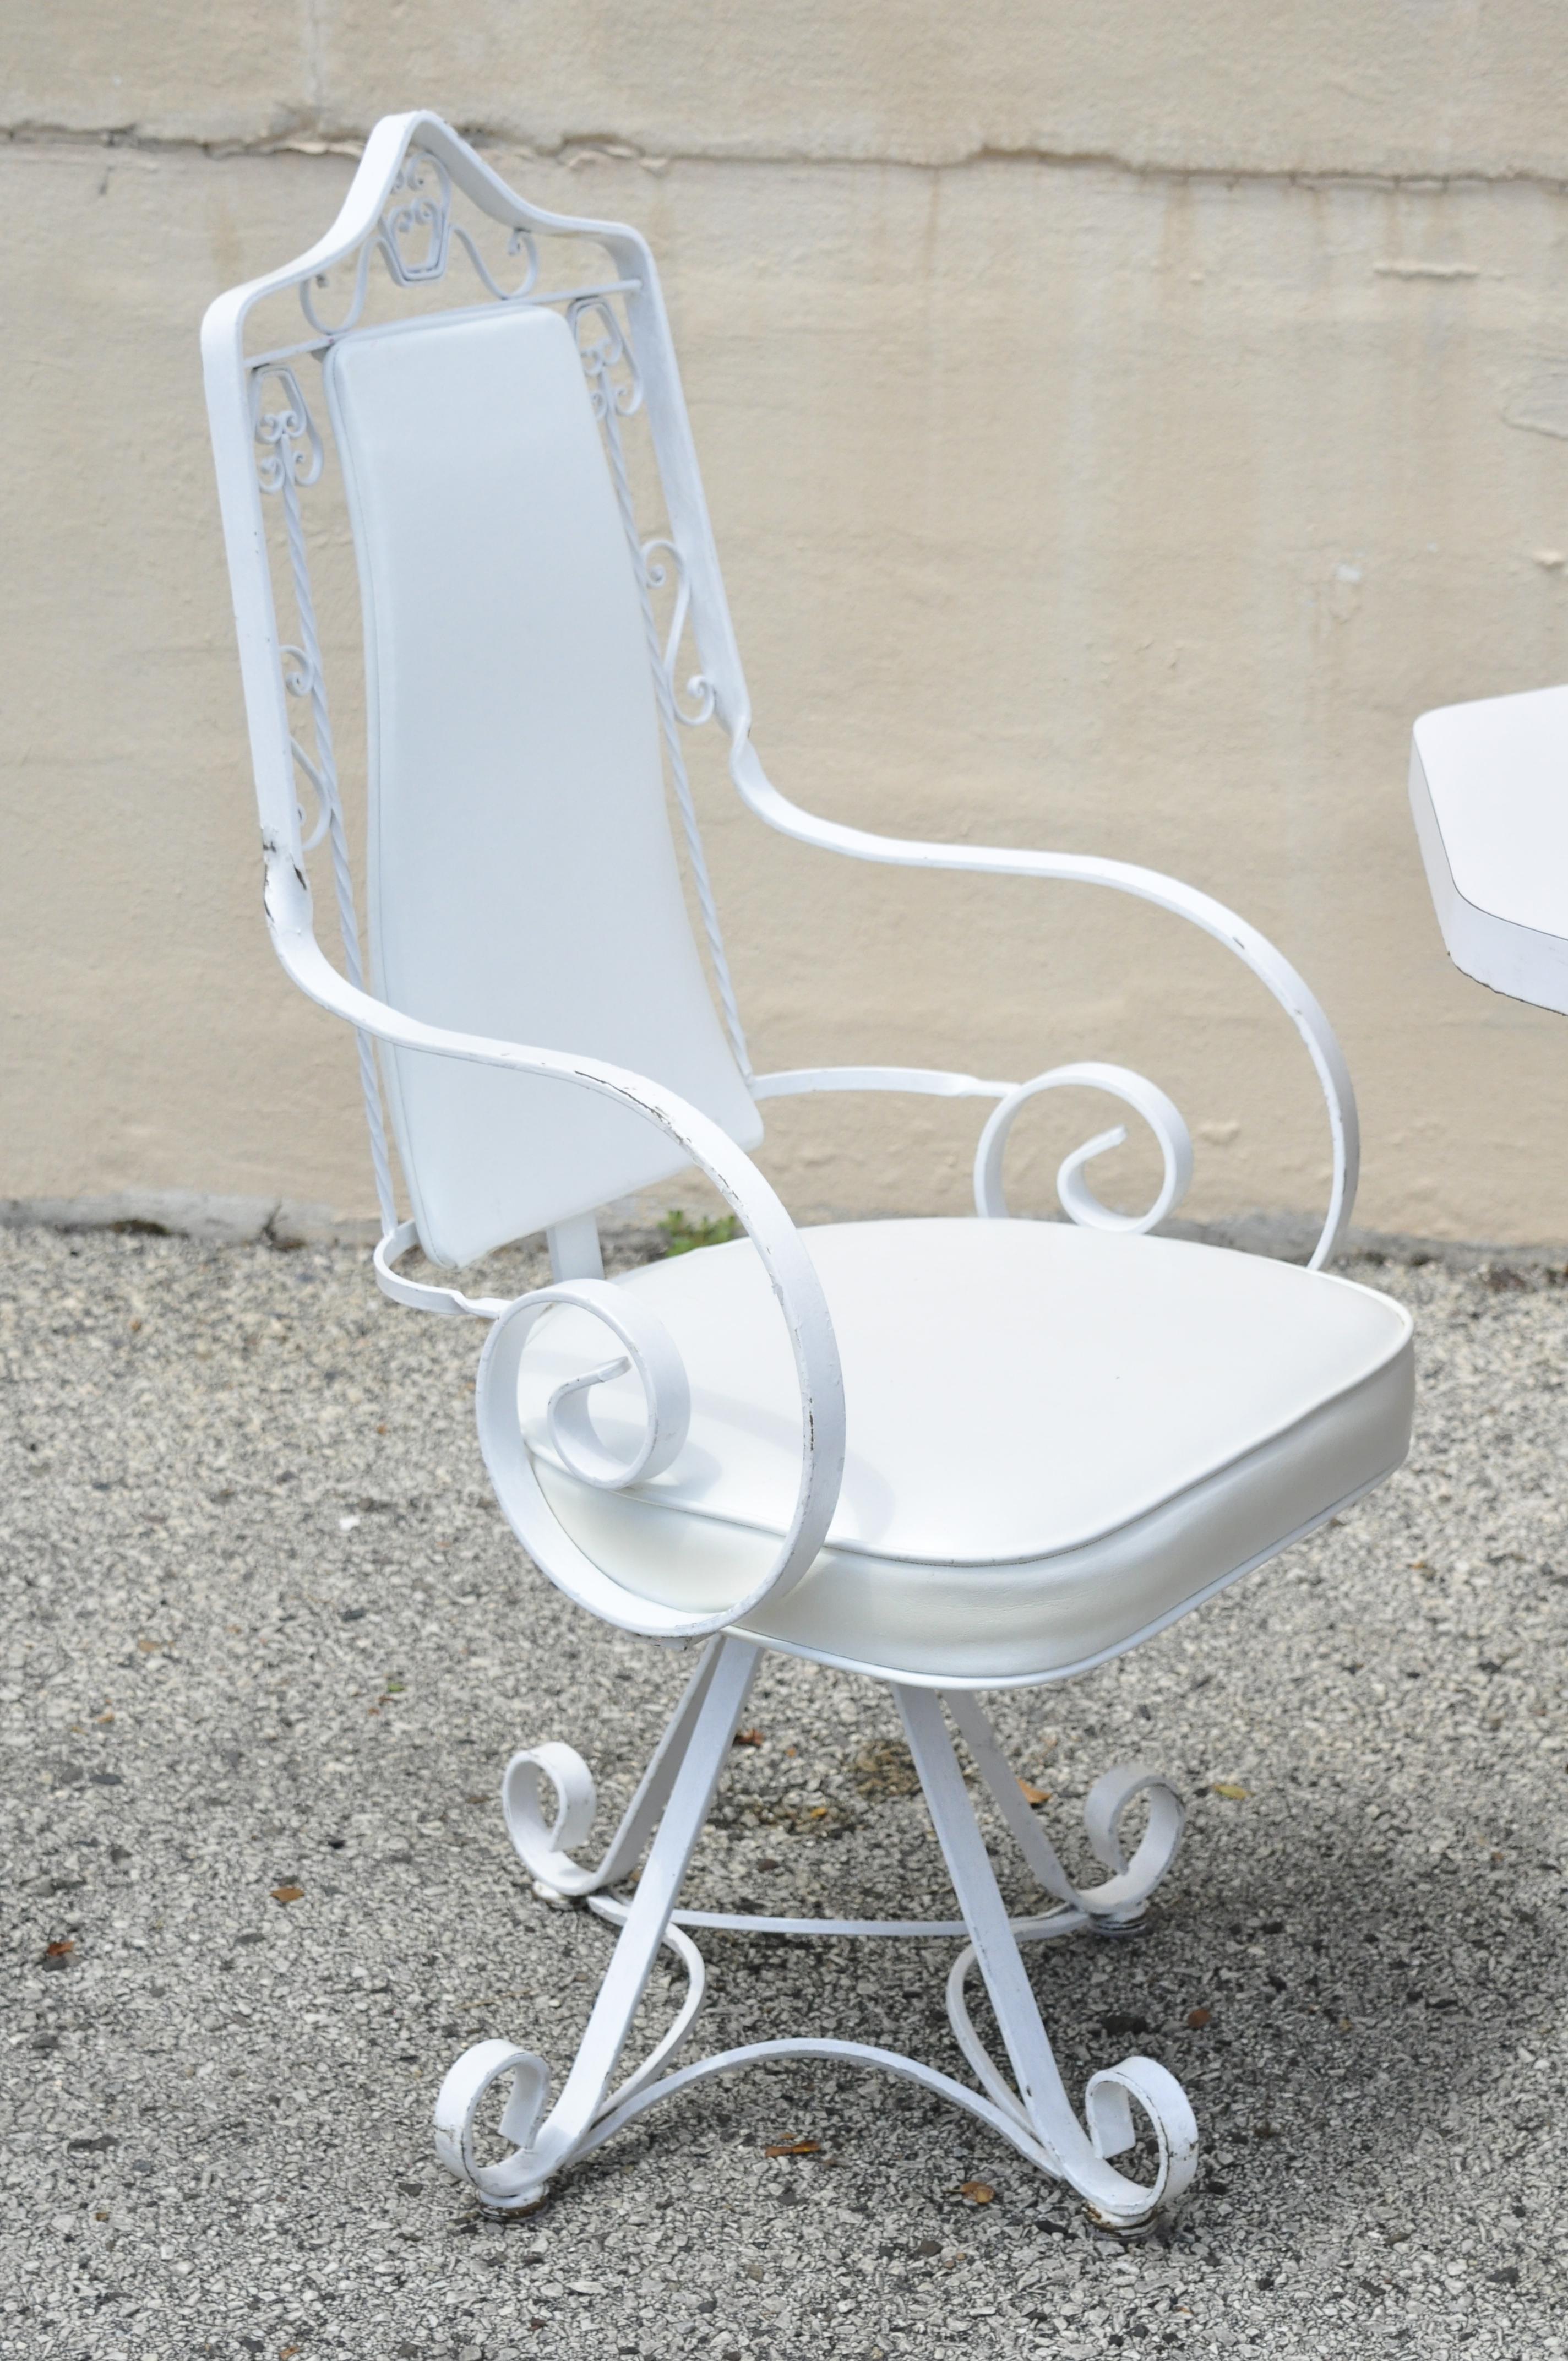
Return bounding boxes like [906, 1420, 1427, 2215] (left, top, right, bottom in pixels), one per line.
[7, 121, 1568, 198]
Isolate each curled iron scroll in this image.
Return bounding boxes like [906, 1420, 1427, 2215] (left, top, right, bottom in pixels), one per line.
[483, 1279, 692, 1494]
[642, 538, 716, 726]
[973, 1061, 1193, 1233]
[570, 295, 643, 418]
[287, 737, 332, 852]
[251, 367, 323, 492]
[297, 150, 539, 335]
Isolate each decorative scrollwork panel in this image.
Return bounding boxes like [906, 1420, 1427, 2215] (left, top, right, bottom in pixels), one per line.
[642, 539, 716, 727]
[252, 367, 323, 492]
[381, 152, 454, 284]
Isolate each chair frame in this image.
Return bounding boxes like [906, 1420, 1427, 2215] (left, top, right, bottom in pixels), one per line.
[203, 113, 1366, 2228]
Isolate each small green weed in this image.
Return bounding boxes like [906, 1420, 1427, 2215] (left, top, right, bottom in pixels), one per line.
[659, 1209, 742, 1255]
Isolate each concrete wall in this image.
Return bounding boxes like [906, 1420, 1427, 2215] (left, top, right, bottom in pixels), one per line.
[6, 7, 1568, 1245]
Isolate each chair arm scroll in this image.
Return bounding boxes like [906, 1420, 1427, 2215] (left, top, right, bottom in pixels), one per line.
[261, 851, 846, 1639]
[973, 1062, 1194, 1233]
[726, 733, 1359, 1267]
[481, 1276, 692, 1494]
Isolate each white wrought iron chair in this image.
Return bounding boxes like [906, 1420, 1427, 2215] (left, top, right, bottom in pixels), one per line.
[202, 113, 1415, 2231]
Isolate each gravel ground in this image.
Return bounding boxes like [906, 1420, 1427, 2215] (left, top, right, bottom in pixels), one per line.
[2, 1220, 1566, 2361]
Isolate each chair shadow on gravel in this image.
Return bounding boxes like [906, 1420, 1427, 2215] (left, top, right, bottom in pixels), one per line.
[1007, 1794, 1560, 2223]
[542, 1786, 1559, 2231]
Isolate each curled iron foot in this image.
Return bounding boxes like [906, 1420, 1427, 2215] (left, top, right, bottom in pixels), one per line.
[433, 2040, 554, 2211]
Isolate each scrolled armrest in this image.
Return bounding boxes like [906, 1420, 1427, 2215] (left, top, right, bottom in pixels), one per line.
[726, 734, 1358, 1268]
[263, 852, 845, 1639]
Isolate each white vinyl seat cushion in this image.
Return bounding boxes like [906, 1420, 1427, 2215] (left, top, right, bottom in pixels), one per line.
[513, 1220, 1414, 1684]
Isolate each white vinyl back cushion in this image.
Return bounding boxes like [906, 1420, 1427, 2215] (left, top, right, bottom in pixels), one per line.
[324, 303, 761, 1267]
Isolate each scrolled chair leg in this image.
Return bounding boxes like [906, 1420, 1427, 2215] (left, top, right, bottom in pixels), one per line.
[433, 2041, 553, 2208]
[900, 1684, 1199, 2231]
[435, 1640, 1196, 2228]
[1081, 2057, 1200, 2224]
[498, 1641, 724, 1902]
[432, 1902, 711, 2209]
[945, 1691, 1186, 1930]
[433, 1635, 760, 2210]
[1078, 1760, 1188, 1935]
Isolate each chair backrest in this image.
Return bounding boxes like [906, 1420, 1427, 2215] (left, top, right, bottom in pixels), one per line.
[325, 301, 759, 1266]
[203, 118, 762, 1271]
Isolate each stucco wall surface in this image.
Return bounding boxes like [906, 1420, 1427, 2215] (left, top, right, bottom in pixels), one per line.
[6, 8, 1568, 1243]
[10, 0, 1568, 177]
